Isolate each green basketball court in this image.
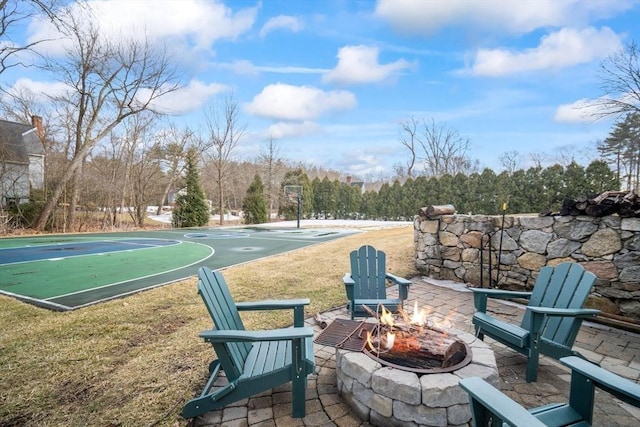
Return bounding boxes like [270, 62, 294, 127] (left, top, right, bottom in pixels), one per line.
[0, 226, 357, 311]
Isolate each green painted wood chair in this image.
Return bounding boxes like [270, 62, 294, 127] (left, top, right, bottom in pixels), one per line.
[459, 356, 640, 426]
[182, 267, 315, 419]
[343, 245, 411, 319]
[471, 262, 599, 382]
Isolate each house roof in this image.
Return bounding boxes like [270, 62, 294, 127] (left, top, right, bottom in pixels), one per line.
[0, 119, 45, 165]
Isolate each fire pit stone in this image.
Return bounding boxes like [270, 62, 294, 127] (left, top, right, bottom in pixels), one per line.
[336, 328, 498, 427]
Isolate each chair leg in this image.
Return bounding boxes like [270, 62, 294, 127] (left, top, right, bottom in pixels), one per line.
[526, 342, 540, 382]
[567, 369, 596, 424]
[291, 374, 307, 418]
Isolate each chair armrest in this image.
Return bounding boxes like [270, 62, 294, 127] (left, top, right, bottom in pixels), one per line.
[471, 288, 532, 312]
[343, 274, 355, 302]
[527, 307, 600, 318]
[470, 288, 533, 299]
[385, 273, 411, 286]
[459, 377, 547, 426]
[236, 299, 310, 327]
[200, 326, 314, 343]
[343, 274, 355, 286]
[561, 356, 640, 408]
[386, 273, 411, 300]
[236, 299, 310, 311]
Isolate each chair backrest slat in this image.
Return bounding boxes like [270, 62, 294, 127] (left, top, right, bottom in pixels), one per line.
[521, 263, 596, 346]
[351, 245, 387, 300]
[198, 267, 251, 380]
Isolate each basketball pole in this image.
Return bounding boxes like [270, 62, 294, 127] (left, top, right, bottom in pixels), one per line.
[296, 194, 301, 229]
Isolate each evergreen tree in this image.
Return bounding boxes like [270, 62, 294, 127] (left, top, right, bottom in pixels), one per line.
[563, 162, 587, 198]
[540, 164, 565, 210]
[172, 149, 210, 228]
[242, 174, 268, 224]
[598, 113, 640, 190]
[279, 169, 313, 220]
[585, 160, 619, 195]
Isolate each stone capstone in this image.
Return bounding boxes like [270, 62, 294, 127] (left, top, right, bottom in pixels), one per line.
[554, 221, 598, 241]
[420, 373, 468, 407]
[519, 216, 554, 230]
[340, 351, 380, 387]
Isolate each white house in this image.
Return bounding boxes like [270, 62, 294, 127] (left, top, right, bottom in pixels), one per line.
[0, 116, 45, 208]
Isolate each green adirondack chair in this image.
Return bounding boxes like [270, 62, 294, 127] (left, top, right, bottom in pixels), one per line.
[343, 245, 412, 319]
[459, 356, 640, 427]
[471, 262, 599, 382]
[182, 267, 315, 419]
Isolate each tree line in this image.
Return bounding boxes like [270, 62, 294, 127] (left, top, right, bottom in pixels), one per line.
[245, 160, 618, 223]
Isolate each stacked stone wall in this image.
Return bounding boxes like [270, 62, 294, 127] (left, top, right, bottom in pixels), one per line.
[414, 214, 640, 320]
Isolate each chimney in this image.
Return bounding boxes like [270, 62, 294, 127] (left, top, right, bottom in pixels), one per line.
[346, 176, 352, 184]
[31, 115, 44, 140]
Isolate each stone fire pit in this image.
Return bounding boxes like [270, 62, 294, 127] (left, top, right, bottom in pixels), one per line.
[335, 329, 498, 426]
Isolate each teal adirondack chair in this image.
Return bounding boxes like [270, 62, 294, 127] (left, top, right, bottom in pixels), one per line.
[471, 262, 599, 382]
[343, 245, 411, 319]
[460, 356, 640, 427]
[182, 267, 315, 419]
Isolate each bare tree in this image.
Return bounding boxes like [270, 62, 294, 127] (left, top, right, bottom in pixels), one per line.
[121, 114, 165, 227]
[498, 150, 521, 174]
[399, 117, 418, 178]
[148, 124, 195, 215]
[258, 135, 285, 220]
[413, 118, 473, 177]
[201, 95, 246, 225]
[529, 152, 547, 168]
[0, 0, 64, 75]
[31, 7, 182, 230]
[588, 40, 640, 119]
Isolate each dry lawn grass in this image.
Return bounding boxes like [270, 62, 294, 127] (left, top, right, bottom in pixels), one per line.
[0, 225, 416, 426]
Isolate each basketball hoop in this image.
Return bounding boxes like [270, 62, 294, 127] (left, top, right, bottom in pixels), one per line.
[283, 185, 303, 228]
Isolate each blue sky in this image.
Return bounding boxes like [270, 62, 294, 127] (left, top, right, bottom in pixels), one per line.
[3, 0, 640, 179]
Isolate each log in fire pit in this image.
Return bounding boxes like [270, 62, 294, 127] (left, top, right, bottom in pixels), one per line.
[362, 303, 472, 374]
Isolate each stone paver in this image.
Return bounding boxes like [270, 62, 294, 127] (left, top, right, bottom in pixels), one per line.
[192, 277, 640, 427]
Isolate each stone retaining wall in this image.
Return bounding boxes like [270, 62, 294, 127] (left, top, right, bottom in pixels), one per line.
[414, 214, 640, 320]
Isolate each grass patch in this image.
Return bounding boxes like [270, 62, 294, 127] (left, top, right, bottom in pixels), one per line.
[0, 226, 416, 426]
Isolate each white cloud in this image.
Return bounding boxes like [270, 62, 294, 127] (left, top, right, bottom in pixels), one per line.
[4, 78, 70, 101]
[374, 0, 634, 35]
[264, 121, 321, 139]
[259, 15, 303, 38]
[554, 93, 634, 123]
[244, 83, 357, 121]
[337, 152, 387, 176]
[215, 60, 261, 76]
[140, 80, 230, 114]
[469, 27, 622, 76]
[322, 45, 414, 85]
[28, 0, 257, 56]
[214, 60, 329, 75]
[554, 99, 597, 123]
[258, 65, 330, 74]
